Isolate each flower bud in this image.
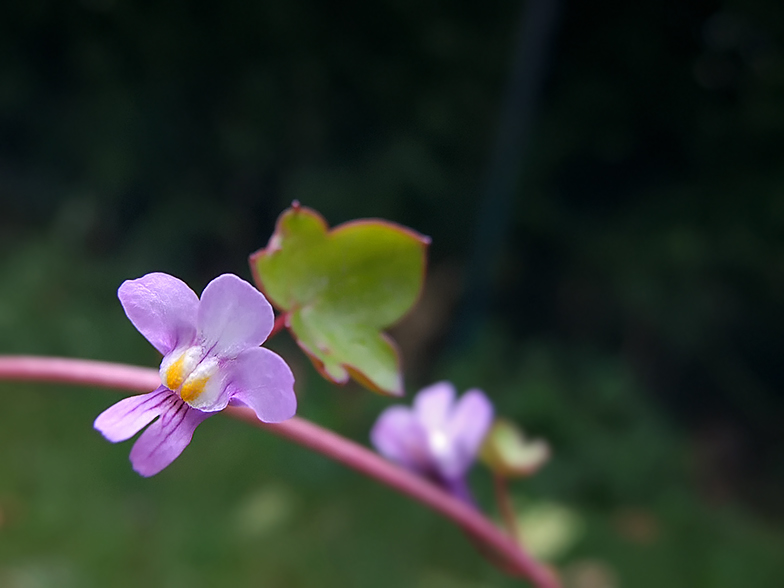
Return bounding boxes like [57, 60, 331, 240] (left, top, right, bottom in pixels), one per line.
[479, 418, 550, 478]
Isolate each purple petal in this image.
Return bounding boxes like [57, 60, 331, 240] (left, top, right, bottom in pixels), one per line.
[197, 274, 274, 358]
[413, 381, 456, 431]
[129, 397, 211, 477]
[94, 387, 172, 443]
[370, 406, 431, 473]
[118, 273, 199, 355]
[446, 388, 494, 467]
[226, 347, 297, 423]
[441, 476, 477, 506]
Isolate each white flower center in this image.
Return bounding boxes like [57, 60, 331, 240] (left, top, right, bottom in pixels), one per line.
[160, 346, 219, 405]
[429, 429, 450, 458]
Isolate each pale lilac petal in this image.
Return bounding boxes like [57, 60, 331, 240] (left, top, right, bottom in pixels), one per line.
[371, 406, 431, 473]
[225, 347, 297, 423]
[129, 397, 211, 477]
[445, 388, 494, 469]
[413, 381, 456, 431]
[197, 274, 274, 358]
[118, 273, 199, 355]
[94, 387, 172, 443]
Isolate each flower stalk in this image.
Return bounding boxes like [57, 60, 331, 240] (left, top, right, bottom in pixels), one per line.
[269, 312, 289, 339]
[0, 355, 559, 588]
[494, 474, 523, 542]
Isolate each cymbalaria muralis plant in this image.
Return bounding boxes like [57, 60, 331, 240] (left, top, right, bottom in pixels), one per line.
[371, 382, 493, 503]
[94, 272, 296, 476]
[0, 203, 559, 588]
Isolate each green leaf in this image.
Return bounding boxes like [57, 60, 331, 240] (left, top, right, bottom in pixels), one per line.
[250, 203, 429, 396]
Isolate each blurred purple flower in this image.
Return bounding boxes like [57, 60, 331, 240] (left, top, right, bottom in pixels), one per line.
[95, 273, 296, 476]
[370, 382, 493, 502]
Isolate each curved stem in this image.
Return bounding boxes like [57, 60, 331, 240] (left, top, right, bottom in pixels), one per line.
[0, 355, 559, 588]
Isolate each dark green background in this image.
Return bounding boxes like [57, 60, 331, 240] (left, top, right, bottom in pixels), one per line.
[1, 0, 783, 586]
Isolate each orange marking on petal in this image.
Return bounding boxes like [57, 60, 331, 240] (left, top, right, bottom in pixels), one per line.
[164, 355, 186, 391]
[179, 375, 209, 403]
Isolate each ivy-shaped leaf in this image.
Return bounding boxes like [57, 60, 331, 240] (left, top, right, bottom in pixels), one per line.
[250, 203, 429, 396]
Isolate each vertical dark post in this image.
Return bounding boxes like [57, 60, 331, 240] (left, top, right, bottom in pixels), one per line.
[454, 0, 561, 345]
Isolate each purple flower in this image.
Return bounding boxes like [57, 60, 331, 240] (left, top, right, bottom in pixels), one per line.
[370, 382, 493, 502]
[95, 272, 296, 476]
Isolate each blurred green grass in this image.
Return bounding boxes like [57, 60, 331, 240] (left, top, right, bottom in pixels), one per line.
[1, 237, 783, 588]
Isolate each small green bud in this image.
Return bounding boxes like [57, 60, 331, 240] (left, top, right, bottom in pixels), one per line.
[479, 418, 550, 478]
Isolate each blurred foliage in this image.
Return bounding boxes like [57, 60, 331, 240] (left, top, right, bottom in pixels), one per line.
[1, 235, 783, 587]
[2, 0, 784, 586]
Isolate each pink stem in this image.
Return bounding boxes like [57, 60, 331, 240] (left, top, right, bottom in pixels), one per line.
[0, 355, 560, 588]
